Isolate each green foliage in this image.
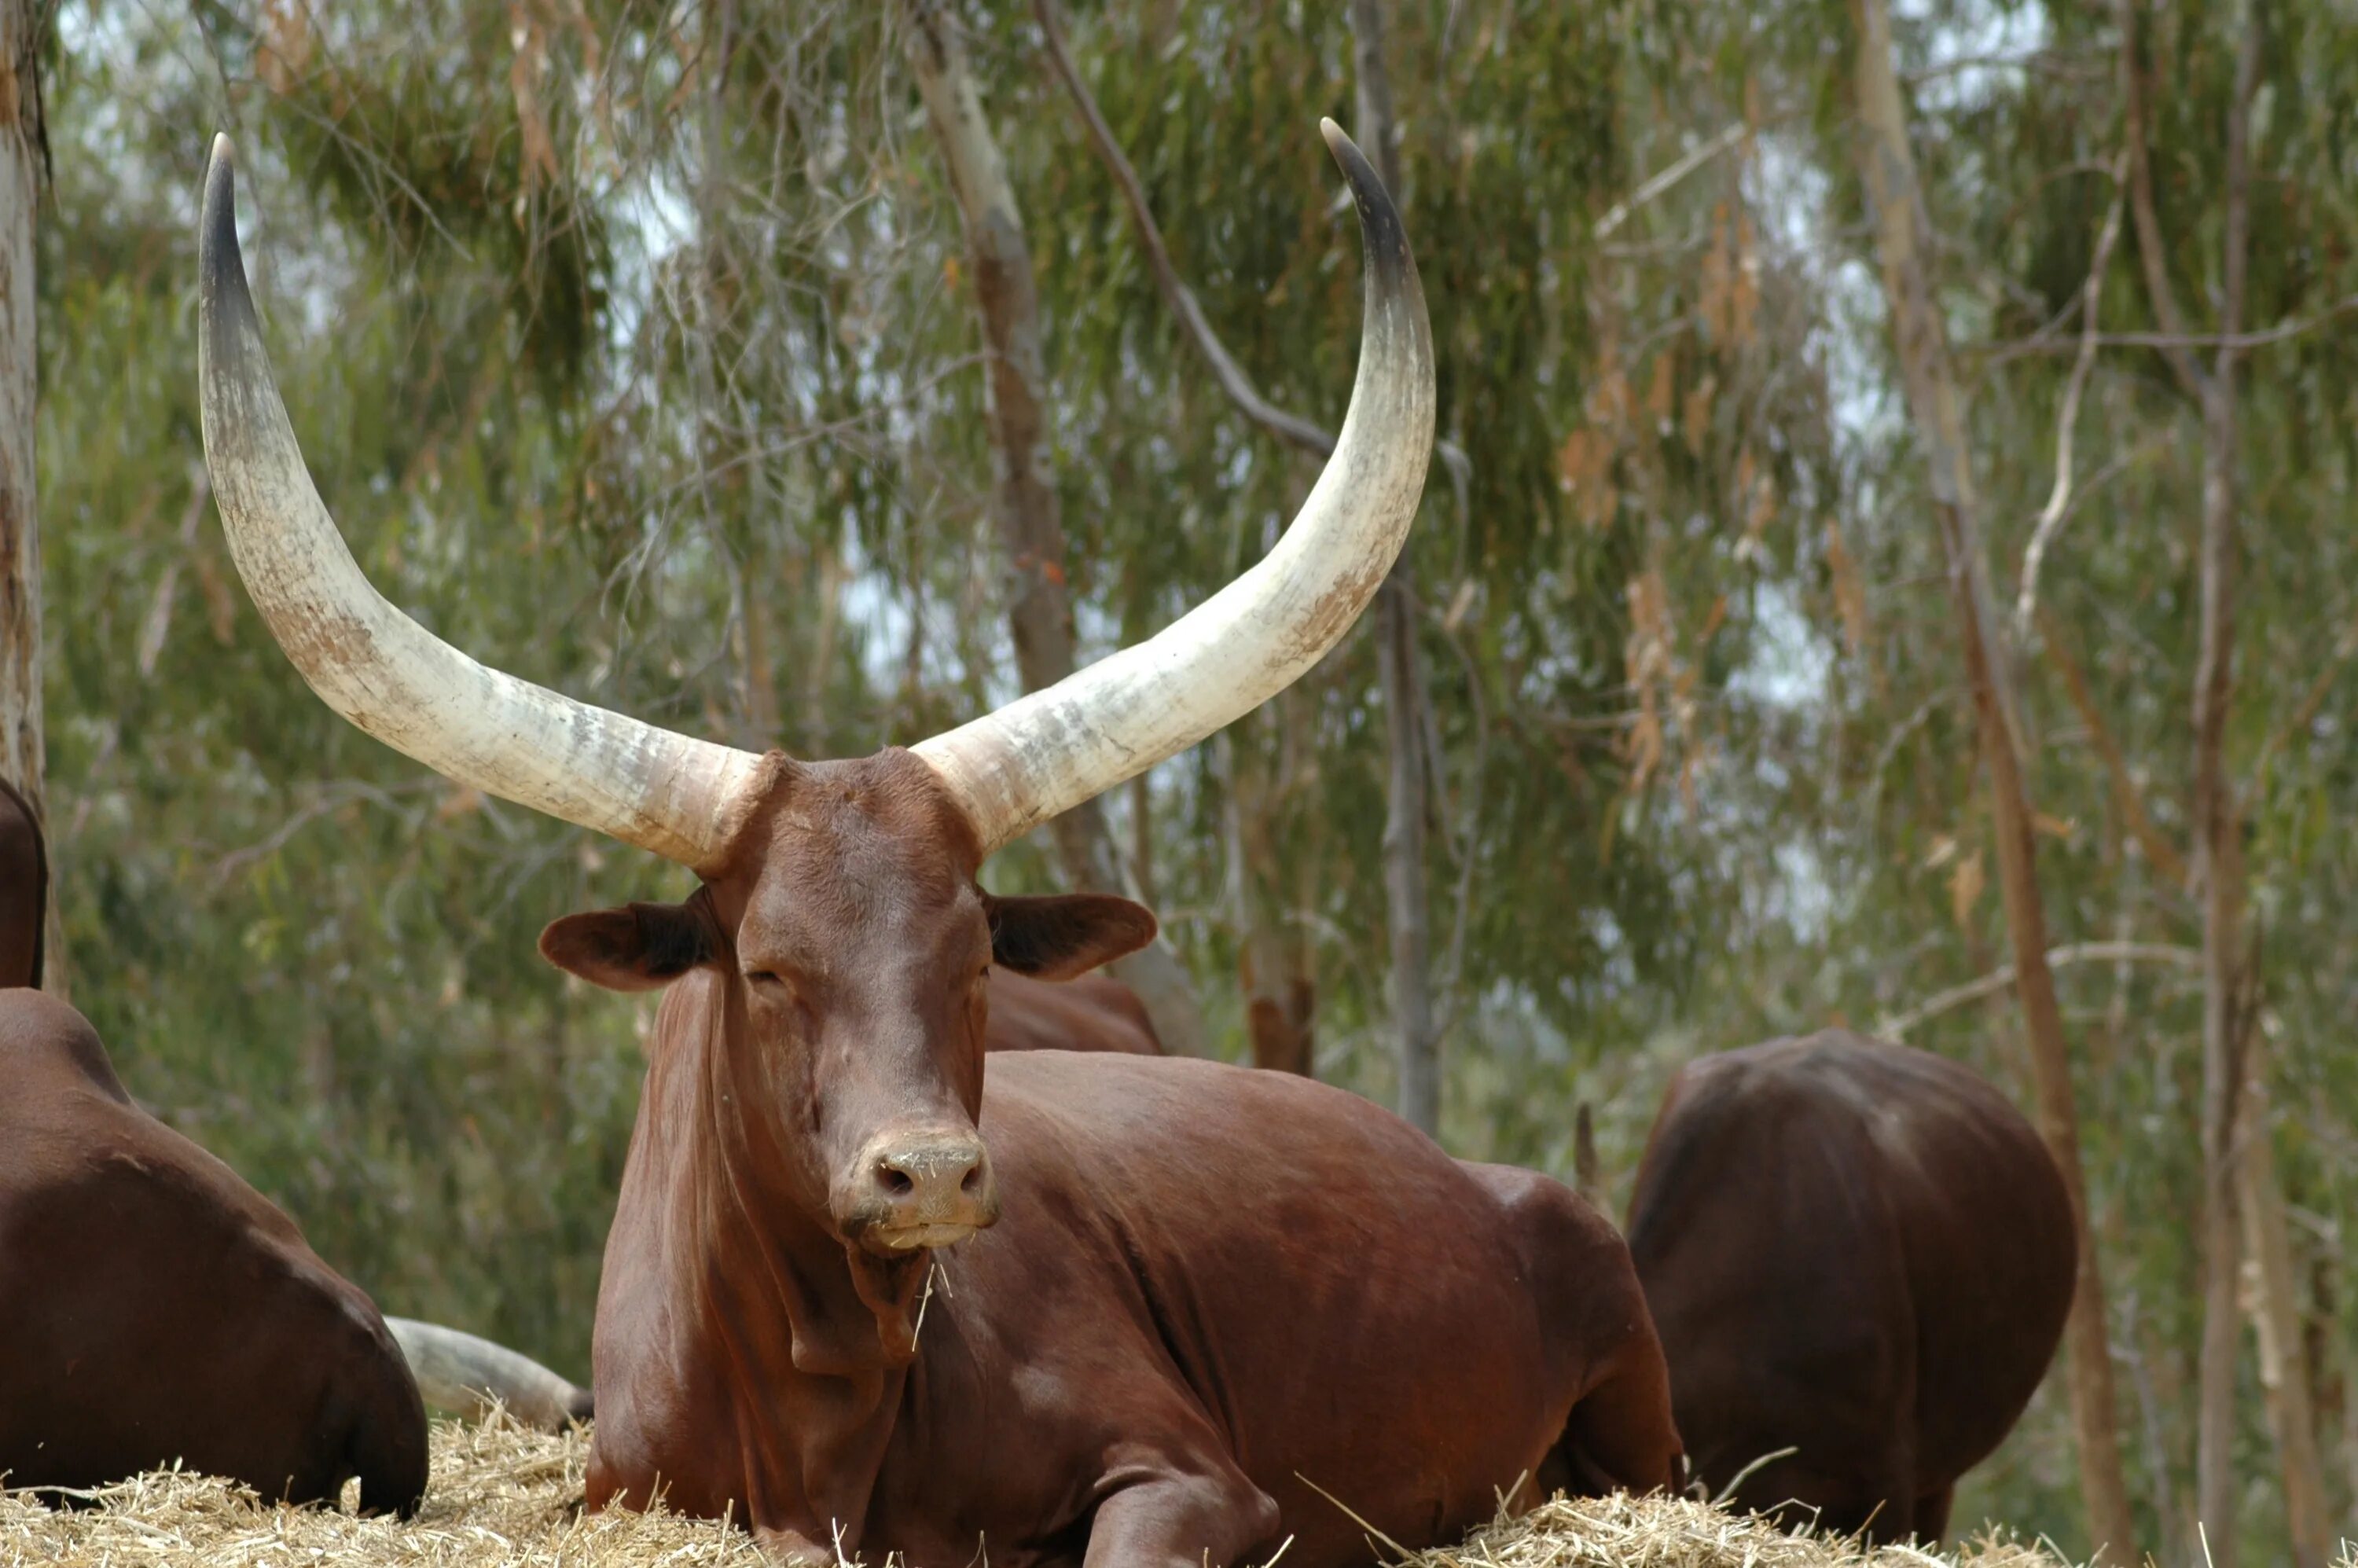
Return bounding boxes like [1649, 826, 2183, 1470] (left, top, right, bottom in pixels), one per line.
[28, 1, 2358, 1559]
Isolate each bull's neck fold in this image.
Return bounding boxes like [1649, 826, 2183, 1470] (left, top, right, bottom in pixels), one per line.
[631, 968, 948, 1544]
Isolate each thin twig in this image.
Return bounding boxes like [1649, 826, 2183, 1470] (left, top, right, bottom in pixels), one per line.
[2014, 156, 2126, 645]
[1034, 0, 1331, 459]
[2114, 0, 2208, 402]
[1878, 942, 2200, 1040]
[2039, 608, 2191, 891]
[1592, 123, 1743, 241]
[1982, 296, 2358, 357]
[1031, 0, 1471, 479]
[2251, 612, 2358, 796]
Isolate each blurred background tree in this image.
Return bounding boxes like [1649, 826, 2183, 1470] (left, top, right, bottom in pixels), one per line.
[22, 2, 2358, 1563]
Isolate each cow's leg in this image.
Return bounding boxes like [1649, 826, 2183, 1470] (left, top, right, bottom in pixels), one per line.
[1082, 1456, 1283, 1568]
[1909, 1482, 1953, 1543]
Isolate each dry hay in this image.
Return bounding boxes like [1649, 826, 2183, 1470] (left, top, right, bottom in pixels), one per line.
[0, 1416, 767, 1567]
[2, 1418, 2077, 1568]
[1387, 1493, 2073, 1568]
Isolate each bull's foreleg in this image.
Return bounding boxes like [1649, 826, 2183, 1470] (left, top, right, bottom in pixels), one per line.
[1082, 1453, 1284, 1568]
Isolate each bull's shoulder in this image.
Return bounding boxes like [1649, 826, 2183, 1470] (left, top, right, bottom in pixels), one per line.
[0, 990, 133, 1105]
[0, 1004, 319, 1269]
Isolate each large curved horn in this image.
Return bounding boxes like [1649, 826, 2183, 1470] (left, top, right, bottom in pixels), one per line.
[197, 136, 762, 873]
[913, 119, 1434, 857]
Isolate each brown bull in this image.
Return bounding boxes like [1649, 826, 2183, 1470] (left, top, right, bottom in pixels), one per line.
[0, 990, 428, 1511]
[200, 118, 1680, 1566]
[1624, 1031, 2074, 1544]
[2, 776, 42, 988]
[983, 968, 1161, 1055]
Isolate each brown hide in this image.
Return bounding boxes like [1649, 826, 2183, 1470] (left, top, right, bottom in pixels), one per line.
[1624, 1031, 2074, 1544]
[0, 990, 428, 1511]
[982, 968, 1162, 1055]
[591, 1039, 1677, 1567]
[548, 754, 1678, 1567]
[1, 776, 42, 989]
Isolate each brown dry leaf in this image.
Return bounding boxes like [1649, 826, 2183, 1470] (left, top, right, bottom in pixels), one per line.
[510, 4, 560, 191]
[256, 0, 313, 96]
[1623, 705, 1664, 795]
[1733, 448, 1776, 561]
[1731, 210, 1761, 351]
[2033, 812, 2077, 840]
[1678, 741, 1712, 818]
[1699, 199, 1734, 342]
[437, 786, 487, 822]
[1949, 849, 1986, 931]
[1825, 516, 1869, 655]
[193, 552, 239, 648]
[561, 0, 603, 76]
[1644, 352, 1677, 433]
[1683, 371, 1718, 450]
[1744, 468, 1779, 549]
[1590, 332, 1632, 432]
[1558, 428, 1617, 531]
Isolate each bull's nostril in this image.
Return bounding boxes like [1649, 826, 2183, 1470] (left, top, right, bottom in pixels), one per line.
[960, 1164, 983, 1194]
[880, 1165, 915, 1196]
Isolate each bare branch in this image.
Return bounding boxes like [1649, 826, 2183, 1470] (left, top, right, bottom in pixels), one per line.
[2039, 608, 2191, 892]
[1983, 296, 2358, 358]
[2014, 160, 2126, 645]
[1592, 123, 1743, 241]
[1033, 0, 1334, 460]
[2112, 0, 2208, 401]
[2253, 613, 2358, 796]
[1878, 942, 2201, 1040]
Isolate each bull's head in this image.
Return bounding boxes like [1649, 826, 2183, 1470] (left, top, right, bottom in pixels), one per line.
[196, 121, 1431, 1256]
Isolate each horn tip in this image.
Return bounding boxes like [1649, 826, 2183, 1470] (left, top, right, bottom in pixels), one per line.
[199, 132, 260, 346]
[1319, 122, 1411, 292]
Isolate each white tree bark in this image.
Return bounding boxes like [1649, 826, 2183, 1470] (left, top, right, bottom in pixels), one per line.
[900, 0, 1208, 1056]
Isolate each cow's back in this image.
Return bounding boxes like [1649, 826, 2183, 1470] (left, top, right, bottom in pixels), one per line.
[1625, 1030, 2073, 1536]
[0, 991, 428, 1510]
[982, 968, 1162, 1054]
[0, 777, 42, 989]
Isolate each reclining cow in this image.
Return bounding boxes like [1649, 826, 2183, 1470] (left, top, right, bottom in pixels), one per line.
[982, 968, 1162, 1055]
[197, 120, 1680, 1567]
[1624, 1030, 2075, 1544]
[0, 989, 430, 1511]
[0, 784, 583, 1504]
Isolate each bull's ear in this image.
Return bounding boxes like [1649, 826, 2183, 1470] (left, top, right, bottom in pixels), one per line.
[984, 893, 1158, 981]
[539, 899, 720, 992]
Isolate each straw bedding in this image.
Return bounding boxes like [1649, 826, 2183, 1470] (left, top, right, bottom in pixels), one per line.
[1, 1416, 2075, 1568]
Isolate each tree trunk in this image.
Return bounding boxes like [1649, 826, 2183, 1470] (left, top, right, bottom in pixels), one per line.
[1227, 702, 1316, 1077]
[1849, 4, 2139, 1559]
[902, 0, 1207, 1055]
[2191, 13, 2264, 1559]
[0, 1, 46, 990]
[1347, 0, 1441, 1137]
[2238, 1048, 2331, 1568]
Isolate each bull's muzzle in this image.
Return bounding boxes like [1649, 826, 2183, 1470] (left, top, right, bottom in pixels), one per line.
[838, 1131, 1000, 1253]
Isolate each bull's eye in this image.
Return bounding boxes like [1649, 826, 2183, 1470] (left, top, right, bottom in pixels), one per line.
[746, 970, 785, 989]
